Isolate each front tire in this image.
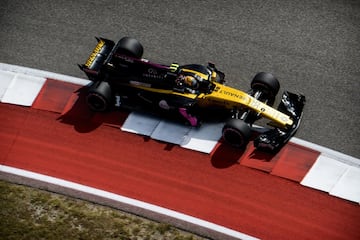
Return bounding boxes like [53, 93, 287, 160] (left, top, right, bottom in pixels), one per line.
[86, 81, 112, 112]
[222, 119, 252, 148]
[251, 72, 280, 97]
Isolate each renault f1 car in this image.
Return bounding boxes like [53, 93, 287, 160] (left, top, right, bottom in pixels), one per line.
[79, 37, 305, 152]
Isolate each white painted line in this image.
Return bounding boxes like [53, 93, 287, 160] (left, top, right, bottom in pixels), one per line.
[1, 73, 46, 106]
[0, 63, 90, 86]
[300, 155, 349, 192]
[0, 165, 259, 240]
[0, 70, 16, 100]
[181, 122, 223, 153]
[329, 166, 360, 203]
[121, 111, 161, 136]
[151, 120, 192, 145]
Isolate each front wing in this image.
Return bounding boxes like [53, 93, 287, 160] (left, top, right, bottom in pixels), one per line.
[254, 91, 306, 151]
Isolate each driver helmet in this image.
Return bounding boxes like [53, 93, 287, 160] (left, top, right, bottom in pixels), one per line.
[184, 76, 198, 89]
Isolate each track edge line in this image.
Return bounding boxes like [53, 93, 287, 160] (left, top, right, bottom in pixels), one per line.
[0, 164, 259, 240]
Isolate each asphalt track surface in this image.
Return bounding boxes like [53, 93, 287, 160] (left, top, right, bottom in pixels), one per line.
[0, 0, 359, 158]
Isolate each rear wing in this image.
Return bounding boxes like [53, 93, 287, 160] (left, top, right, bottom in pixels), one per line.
[78, 37, 115, 81]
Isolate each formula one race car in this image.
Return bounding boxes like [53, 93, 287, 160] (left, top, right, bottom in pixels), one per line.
[79, 37, 305, 152]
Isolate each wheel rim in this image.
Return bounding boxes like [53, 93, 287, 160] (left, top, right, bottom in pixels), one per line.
[87, 93, 107, 111]
[223, 127, 245, 148]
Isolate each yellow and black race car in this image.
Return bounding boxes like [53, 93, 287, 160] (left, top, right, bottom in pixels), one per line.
[79, 37, 305, 152]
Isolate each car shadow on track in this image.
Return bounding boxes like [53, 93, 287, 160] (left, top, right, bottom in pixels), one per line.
[211, 137, 277, 169]
[57, 86, 129, 133]
[211, 142, 245, 168]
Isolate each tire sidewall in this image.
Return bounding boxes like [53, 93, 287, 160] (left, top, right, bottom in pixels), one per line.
[86, 81, 112, 112]
[222, 119, 251, 148]
[117, 37, 144, 59]
[86, 92, 109, 112]
[251, 72, 280, 96]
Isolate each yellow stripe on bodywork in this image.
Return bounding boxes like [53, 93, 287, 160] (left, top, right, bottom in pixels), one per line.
[248, 97, 293, 126]
[199, 83, 293, 127]
[126, 83, 198, 99]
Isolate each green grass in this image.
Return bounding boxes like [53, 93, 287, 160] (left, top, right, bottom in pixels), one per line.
[0, 180, 210, 240]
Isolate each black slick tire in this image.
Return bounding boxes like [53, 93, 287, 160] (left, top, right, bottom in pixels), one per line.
[86, 81, 112, 112]
[222, 119, 252, 148]
[116, 37, 144, 59]
[251, 72, 280, 97]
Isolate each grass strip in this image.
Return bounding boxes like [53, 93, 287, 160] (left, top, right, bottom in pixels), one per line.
[0, 180, 209, 240]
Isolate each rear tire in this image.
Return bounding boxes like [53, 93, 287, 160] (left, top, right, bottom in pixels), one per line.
[86, 81, 112, 112]
[222, 119, 252, 148]
[116, 37, 144, 59]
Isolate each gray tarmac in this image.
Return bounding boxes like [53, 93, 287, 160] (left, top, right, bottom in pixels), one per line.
[1, 0, 359, 158]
